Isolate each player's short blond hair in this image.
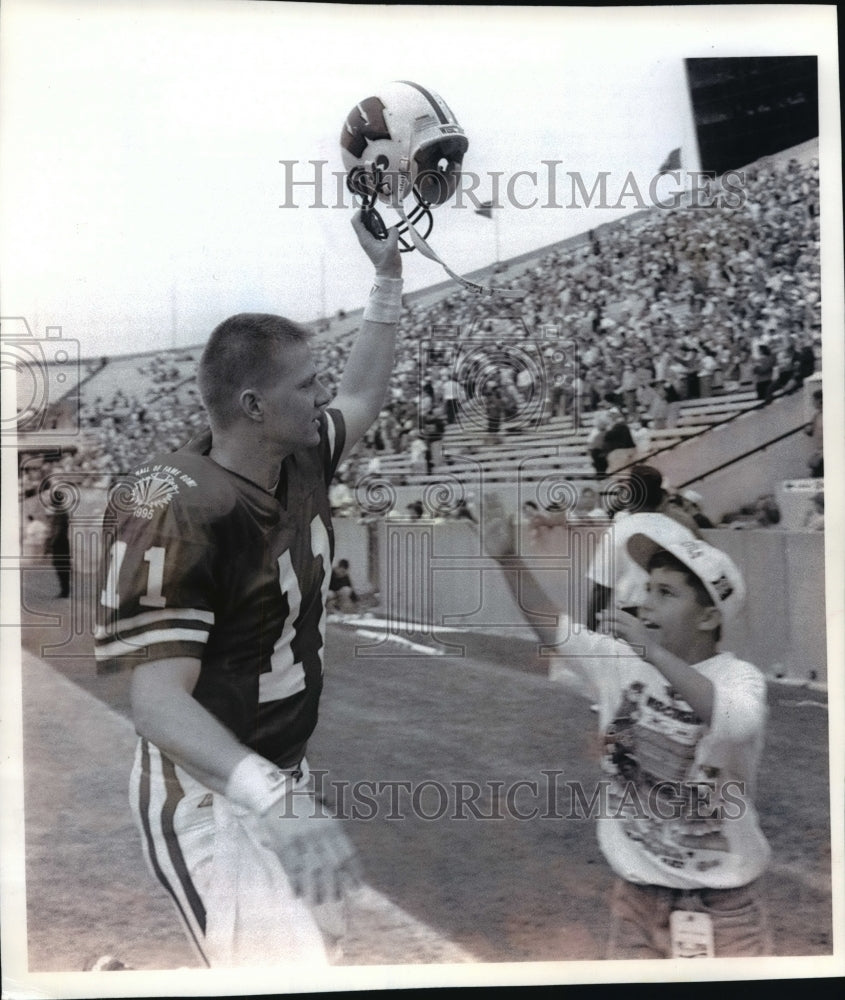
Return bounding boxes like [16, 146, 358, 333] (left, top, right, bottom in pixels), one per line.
[198, 313, 312, 429]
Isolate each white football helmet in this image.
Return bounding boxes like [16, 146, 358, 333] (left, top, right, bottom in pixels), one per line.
[339, 81, 522, 299]
[340, 81, 468, 248]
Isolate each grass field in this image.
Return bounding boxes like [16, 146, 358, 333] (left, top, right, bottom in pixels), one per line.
[14, 561, 836, 979]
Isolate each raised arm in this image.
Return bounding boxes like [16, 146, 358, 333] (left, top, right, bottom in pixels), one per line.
[479, 493, 568, 648]
[334, 211, 403, 463]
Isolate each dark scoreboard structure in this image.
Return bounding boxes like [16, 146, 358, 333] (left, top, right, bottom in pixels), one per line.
[685, 56, 819, 175]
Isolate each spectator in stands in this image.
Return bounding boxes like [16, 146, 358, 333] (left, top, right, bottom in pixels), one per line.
[802, 490, 824, 531]
[408, 432, 427, 476]
[604, 407, 638, 475]
[328, 466, 356, 517]
[42, 484, 72, 598]
[419, 404, 446, 475]
[22, 514, 49, 563]
[684, 349, 701, 401]
[588, 410, 612, 476]
[674, 489, 715, 530]
[795, 339, 816, 386]
[643, 381, 670, 430]
[377, 409, 399, 455]
[753, 494, 781, 528]
[327, 559, 359, 612]
[752, 345, 775, 403]
[805, 388, 824, 478]
[619, 361, 638, 417]
[547, 361, 573, 421]
[802, 491, 824, 531]
[771, 341, 799, 395]
[482, 379, 506, 446]
[628, 419, 653, 460]
[452, 496, 478, 523]
[698, 347, 719, 398]
[516, 361, 535, 405]
[442, 372, 461, 425]
[572, 484, 608, 522]
[666, 355, 689, 403]
[721, 492, 781, 530]
[570, 372, 587, 429]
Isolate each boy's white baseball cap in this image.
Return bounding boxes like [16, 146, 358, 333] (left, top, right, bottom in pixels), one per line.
[627, 529, 746, 623]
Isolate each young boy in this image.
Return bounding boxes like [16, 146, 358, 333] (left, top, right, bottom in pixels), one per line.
[482, 498, 772, 959]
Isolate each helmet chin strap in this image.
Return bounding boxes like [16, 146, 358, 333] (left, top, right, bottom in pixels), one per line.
[396, 202, 433, 251]
[394, 201, 526, 300]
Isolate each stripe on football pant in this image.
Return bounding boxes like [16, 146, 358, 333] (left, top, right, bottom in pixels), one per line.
[135, 739, 210, 967]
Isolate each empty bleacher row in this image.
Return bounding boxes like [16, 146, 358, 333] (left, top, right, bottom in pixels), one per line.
[369, 390, 762, 487]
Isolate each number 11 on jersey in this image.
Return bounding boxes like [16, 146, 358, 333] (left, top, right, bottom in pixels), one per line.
[101, 541, 167, 610]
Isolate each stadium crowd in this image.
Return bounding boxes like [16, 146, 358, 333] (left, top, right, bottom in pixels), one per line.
[26, 152, 820, 508]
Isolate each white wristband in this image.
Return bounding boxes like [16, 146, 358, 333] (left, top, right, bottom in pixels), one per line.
[225, 754, 292, 816]
[363, 275, 403, 325]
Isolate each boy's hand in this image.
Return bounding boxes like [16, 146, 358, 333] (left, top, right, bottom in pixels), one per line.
[351, 209, 402, 278]
[597, 609, 653, 656]
[480, 493, 517, 559]
[526, 507, 568, 544]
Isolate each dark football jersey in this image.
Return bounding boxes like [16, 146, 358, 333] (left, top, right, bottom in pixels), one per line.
[95, 409, 346, 767]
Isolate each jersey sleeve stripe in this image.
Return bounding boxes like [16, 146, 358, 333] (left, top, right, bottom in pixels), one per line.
[94, 627, 211, 660]
[96, 607, 215, 637]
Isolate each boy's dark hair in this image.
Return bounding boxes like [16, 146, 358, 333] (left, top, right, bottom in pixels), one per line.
[648, 549, 721, 641]
[198, 313, 311, 429]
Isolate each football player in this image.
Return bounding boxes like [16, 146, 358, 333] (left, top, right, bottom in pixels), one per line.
[95, 211, 402, 967]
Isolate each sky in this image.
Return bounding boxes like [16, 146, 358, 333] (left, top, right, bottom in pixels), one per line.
[0, 2, 840, 359]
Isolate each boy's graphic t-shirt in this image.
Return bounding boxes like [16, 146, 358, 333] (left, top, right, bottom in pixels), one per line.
[551, 627, 771, 889]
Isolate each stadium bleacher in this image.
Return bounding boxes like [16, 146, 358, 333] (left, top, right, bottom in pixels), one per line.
[22, 138, 820, 523]
[367, 388, 768, 487]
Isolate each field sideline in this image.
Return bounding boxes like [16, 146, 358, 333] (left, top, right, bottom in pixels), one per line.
[13, 563, 835, 979]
